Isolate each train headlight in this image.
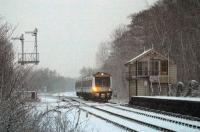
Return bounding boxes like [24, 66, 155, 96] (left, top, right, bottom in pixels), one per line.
[92, 87, 97, 92]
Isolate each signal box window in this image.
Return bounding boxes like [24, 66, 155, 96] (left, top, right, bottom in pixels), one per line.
[138, 62, 148, 76]
[150, 60, 159, 75]
[161, 60, 168, 75]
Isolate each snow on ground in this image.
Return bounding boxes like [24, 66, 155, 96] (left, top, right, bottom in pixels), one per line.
[34, 94, 200, 132]
[109, 98, 129, 105]
[52, 91, 77, 97]
[77, 110, 126, 132]
[81, 106, 158, 132]
[34, 94, 127, 132]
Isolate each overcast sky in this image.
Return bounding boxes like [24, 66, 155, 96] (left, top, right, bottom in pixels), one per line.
[0, 0, 157, 77]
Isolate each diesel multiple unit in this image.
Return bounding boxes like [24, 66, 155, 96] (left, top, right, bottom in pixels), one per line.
[75, 72, 112, 101]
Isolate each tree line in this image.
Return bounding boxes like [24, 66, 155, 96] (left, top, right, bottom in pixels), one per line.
[25, 68, 75, 93]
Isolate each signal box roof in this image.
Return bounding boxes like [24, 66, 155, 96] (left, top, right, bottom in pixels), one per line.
[125, 48, 174, 65]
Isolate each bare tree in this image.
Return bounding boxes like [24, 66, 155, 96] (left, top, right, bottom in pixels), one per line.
[79, 67, 96, 77]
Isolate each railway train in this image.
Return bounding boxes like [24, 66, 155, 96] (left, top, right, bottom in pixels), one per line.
[75, 72, 112, 101]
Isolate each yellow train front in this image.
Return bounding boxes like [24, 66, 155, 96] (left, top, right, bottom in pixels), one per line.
[75, 72, 112, 102]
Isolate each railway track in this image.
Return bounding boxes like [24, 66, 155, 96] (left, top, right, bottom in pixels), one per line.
[62, 97, 162, 132]
[62, 97, 200, 132]
[105, 103, 200, 129]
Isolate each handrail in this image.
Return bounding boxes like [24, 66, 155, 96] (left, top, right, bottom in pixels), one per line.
[18, 53, 39, 63]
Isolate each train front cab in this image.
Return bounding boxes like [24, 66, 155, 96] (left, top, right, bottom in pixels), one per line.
[90, 87, 112, 101]
[75, 72, 112, 102]
[90, 72, 112, 101]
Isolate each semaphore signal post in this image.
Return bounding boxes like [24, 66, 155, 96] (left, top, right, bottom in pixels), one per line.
[12, 28, 39, 65]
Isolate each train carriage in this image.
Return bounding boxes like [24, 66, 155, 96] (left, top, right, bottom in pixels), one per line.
[75, 72, 112, 102]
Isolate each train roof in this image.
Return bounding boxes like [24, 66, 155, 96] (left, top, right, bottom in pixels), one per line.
[76, 72, 111, 82]
[93, 72, 111, 77]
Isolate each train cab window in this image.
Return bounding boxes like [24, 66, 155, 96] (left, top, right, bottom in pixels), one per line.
[95, 77, 110, 87]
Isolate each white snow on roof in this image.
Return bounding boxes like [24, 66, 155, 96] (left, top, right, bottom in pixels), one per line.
[126, 48, 153, 64]
[135, 96, 200, 102]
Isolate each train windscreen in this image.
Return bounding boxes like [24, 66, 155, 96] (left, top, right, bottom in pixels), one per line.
[95, 77, 110, 87]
